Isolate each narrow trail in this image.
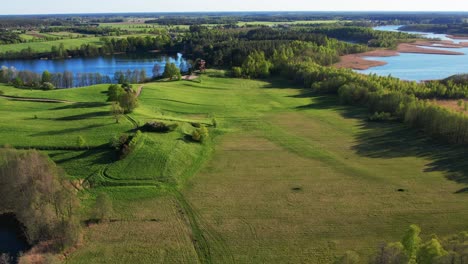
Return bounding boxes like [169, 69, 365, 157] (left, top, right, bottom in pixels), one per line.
[0, 95, 75, 103]
[135, 85, 144, 97]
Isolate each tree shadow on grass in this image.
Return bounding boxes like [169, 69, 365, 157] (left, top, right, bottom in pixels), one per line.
[51, 102, 108, 110]
[49, 145, 115, 165]
[293, 94, 468, 193]
[54, 111, 109, 121]
[31, 123, 110, 136]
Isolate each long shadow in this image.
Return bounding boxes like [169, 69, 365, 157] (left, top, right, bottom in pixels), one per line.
[54, 111, 109, 121]
[304, 96, 468, 193]
[152, 98, 212, 106]
[181, 82, 228, 90]
[51, 102, 108, 110]
[31, 123, 109, 136]
[269, 86, 468, 193]
[49, 145, 115, 165]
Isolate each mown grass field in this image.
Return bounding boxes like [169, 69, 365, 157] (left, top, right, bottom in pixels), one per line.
[0, 34, 144, 54]
[0, 73, 467, 263]
[237, 20, 345, 26]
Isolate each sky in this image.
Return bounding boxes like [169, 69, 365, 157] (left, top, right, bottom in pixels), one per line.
[2, 0, 468, 15]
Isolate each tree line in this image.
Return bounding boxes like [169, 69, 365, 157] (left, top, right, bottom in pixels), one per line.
[0, 34, 173, 60]
[0, 66, 112, 89]
[180, 26, 369, 68]
[235, 42, 468, 145]
[337, 225, 468, 264]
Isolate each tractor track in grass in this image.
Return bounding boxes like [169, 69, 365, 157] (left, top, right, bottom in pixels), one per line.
[124, 114, 139, 129]
[173, 189, 234, 264]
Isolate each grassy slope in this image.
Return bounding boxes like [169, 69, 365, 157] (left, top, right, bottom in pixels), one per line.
[0, 84, 132, 149]
[1, 74, 467, 263]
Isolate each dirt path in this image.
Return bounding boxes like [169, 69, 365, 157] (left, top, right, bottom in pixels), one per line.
[0, 95, 75, 103]
[183, 75, 200, 81]
[135, 85, 144, 97]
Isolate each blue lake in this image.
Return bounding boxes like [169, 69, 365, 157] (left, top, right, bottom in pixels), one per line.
[0, 53, 190, 79]
[357, 26, 468, 81]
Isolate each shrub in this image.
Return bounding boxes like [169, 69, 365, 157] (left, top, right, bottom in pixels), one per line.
[109, 134, 129, 150]
[140, 121, 178, 133]
[191, 122, 201, 128]
[368, 112, 393, 122]
[41, 82, 55, 90]
[232, 67, 243, 78]
[192, 125, 209, 143]
[109, 133, 142, 159]
[12, 77, 23, 88]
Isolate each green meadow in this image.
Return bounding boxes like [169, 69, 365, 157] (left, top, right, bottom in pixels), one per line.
[237, 20, 345, 26]
[0, 72, 467, 263]
[0, 34, 144, 54]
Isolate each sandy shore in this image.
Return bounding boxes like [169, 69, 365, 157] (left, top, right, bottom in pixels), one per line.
[447, 35, 468, 40]
[335, 50, 397, 70]
[335, 41, 465, 70]
[398, 43, 464, 55]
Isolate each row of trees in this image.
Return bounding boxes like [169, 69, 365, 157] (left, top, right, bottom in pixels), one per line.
[0, 65, 183, 89]
[114, 69, 148, 84]
[0, 66, 112, 89]
[0, 34, 174, 60]
[237, 43, 468, 145]
[338, 225, 468, 264]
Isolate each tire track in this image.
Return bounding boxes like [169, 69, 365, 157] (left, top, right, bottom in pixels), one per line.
[172, 190, 234, 264]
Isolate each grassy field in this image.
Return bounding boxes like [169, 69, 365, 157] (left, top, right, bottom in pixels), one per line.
[1, 73, 467, 263]
[99, 23, 162, 32]
[237, 20, 345, 26]
[0, 34, 143, 54]
[0, 37, 105, 53]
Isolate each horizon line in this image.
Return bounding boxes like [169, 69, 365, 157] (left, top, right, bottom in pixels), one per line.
[1, 10, 468, 16]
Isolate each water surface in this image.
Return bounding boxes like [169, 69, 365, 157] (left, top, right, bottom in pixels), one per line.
[0, 214, 29, 262]
[0, 53, 190, 79]
[357, 26, 468, 81]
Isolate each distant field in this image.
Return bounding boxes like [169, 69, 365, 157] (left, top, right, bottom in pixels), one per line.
[237, 20, 345, 26]
[1, 73, 467, 263]
[0, 37, 104, 53]
[99, 23, 160, 32]
[0, 34, 143, 54]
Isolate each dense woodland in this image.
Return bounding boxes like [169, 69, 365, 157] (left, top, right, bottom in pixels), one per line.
[400, 24, 468, 35]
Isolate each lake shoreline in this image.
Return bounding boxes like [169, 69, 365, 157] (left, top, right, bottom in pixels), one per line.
[335, 41, 465, 70]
